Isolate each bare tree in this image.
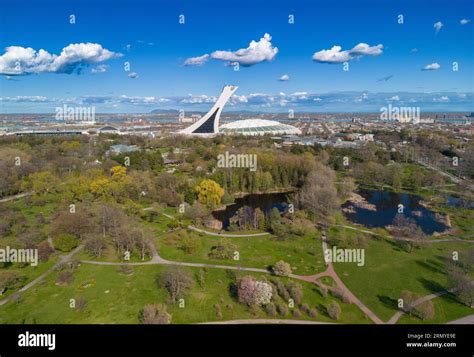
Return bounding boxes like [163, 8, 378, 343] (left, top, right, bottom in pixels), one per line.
[157, 266, 194, 303]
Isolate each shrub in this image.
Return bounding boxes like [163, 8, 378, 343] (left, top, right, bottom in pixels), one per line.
[292, 309, 302, 318]
[273, 280, 290, 300]
[53, 233, 78, 252]
[214, 304, 223, 318]
[414, 301, 435, 320]
[265, 302, 277, 316]
[319, 285, 328, 297]
[76, 297, 88, 312]
[301, 303, 310, 314]
[56, 271, 74, 285]
[276, 302, 289, 316]
[308, 308, 317, 318]
[178, 233, 201, 254]
[140, 304, 172, 324]
[286, 281, 303, 305]
[208, 239, 237, 260]
[330, 287, 351, 304]
[327, 301, 341, 320]
[273, 260, 292, 276]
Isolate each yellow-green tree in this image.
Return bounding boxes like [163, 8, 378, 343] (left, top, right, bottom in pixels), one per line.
[24, 171, 60, 195]
[89, 177, 112, 198]
[195, 179, 224, 206]
[110, 166, 127, 181]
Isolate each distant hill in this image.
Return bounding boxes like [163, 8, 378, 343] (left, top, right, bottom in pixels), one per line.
[149, 109, 180, 114]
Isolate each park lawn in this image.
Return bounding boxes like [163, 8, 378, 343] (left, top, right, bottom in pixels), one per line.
[0, 255, 58, 298]
[397, 292, 473, 324]
[0, 264, 369, 324]
[155, 229, 325, 276]
[332, 235, 473, 322]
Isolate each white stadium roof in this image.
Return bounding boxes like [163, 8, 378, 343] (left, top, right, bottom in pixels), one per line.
[219, 119, 301, 136]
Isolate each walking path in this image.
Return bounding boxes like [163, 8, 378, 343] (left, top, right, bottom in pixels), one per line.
[197, 319, 335, 324]
[1, 207, 470, 325]
[0, 245, 84, 307]
[386, 281, 474, 324]
[0, 191, 33, 203]
[188, 225, 270, 237]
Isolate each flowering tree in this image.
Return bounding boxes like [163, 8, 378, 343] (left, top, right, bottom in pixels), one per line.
[273, 260, 292, 276]
[254, 281, 273, 305]
[237, 276, 273, 306]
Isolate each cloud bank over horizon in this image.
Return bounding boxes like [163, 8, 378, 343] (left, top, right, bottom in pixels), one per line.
[1, 90, 472, 113]
[0, 43, 122, 75]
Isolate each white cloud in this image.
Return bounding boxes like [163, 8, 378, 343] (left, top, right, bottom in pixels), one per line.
[312, 45, 351, 63]
[183, 54, 209, 66]
[410, 48, 418, 53]
[433, 96, 449, 102]
[349, 43, 383, 56]
[0, 95, 49, 102]
[0, 43, 122, 75]
[118, 95, 156, 104]
[181, 94, 217, 104]
[389, 95, 400, 101]
[460, 19, 471, 25]
[422, 62, 441, 71]
[91, 64, 109, 74]
[278, 74, 290, 81]
[128, 72, 139, 79]
[434, 21, 443, 34]
[211, 33, 278, 66]
[312, 43, 383, 63]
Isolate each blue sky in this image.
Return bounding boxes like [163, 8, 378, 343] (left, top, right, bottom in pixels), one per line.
[0, 0, 473, 113]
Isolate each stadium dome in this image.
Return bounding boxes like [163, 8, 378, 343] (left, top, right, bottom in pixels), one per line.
[219, 119, 302, 136]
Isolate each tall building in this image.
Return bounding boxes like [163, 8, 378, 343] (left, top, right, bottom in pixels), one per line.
[179, 85, 238, 136]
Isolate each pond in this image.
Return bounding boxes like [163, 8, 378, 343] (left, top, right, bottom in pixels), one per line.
[342, 190, 449, 235]
[445, 195, 474, 209]
[212, 192, 293, 229]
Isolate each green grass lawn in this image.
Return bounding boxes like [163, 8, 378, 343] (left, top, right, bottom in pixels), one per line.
[0, 256, 58, 298]
[0, 263, 369, 324]
[155, 228, 325, 276]
[332, 232, 473, 323]
[397, 292, 473, 324]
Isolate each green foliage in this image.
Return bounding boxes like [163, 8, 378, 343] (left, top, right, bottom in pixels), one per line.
[178, 233, 201, 254]
[53, 233, 79, 252]
[195, 179, 224, 207]
[208, 239, 237, 260]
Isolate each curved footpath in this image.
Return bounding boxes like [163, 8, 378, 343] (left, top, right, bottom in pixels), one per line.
[197, 319, 335, 324]
[187, 225, 270, 237]
[0, 245, 84, 307]
[0, 209, 471, 325]
[386, 280, 474, 324]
